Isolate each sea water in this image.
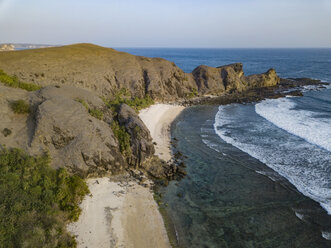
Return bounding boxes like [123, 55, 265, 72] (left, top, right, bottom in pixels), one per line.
[118, 48, 331, 247]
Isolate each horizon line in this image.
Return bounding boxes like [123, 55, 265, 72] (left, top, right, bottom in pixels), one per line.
[1, 42, 331, 50]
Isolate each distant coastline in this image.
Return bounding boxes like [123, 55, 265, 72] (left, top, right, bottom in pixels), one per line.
[0, 43, 56, 51]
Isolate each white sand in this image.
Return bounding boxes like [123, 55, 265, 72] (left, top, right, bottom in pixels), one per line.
[139, 104, 185, 161]
[68, 104, 185, 248]
[68, 177, 170, 248]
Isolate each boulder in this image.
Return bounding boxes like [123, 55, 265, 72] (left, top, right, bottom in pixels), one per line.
[246, 68, 280, 88]
[117, 103, 155, 167]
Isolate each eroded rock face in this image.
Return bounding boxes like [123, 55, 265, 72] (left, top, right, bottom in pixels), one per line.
[0, 44, 281, 101]
[0, 44, 283, 178]
[1, 85, 158, 177]
[31, 91, 125, 176]
[192, 63, 247, 94]
[246, 68, 280, 88]
[117, 103, 155, 168]
[192, 63, 280, 95]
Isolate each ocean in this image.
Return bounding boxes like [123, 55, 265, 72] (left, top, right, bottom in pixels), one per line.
[119, 48, 331, 247]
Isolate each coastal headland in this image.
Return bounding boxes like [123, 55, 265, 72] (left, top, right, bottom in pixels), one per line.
[0, 43, 328, 247]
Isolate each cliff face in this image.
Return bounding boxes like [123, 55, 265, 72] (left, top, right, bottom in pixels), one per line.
[0, 43, 280, 101]
[0, 85, 158, 177]
[0, 43, 281, 177]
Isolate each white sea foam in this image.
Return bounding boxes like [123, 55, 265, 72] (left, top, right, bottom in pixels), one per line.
[295, 212, 305, 221]
[255, 98, 331, 152]
[322, 231, 331, 240]
[213, 104, 331, 215]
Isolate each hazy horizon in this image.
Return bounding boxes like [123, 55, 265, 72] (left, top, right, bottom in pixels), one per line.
[1, 0, 331, 48]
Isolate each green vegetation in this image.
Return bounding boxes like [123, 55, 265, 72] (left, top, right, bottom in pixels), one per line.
[10, 100, 30, 114]
[0, 69, 41, 91]
[0, 148, 89, 248]
[89, 108, 103, 120]
[75, 98, 89, 111]
[75, 98, 103, 120]
[104, 88, 154, 114]
[110, 121, 131, 156]
[185, 87, 198, 99]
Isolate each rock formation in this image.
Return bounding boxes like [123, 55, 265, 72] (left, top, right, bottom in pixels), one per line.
[0, 43, 283, 177]
[117, 103, 155, 167]
[0, 43, 280, 101]
[0, 85, 158, 177]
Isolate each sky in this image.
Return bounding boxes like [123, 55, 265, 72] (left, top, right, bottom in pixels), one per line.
[0, 0, 331, 48]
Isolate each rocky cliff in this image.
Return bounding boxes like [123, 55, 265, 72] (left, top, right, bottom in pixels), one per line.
[0, 43, 280, 101]
[0, 43, 282, 178]
[0, 85, 161, 177]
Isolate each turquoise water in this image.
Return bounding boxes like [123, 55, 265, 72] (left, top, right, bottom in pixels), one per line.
[119, 48, 331, 247]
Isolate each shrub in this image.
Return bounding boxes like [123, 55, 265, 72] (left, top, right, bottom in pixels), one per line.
[10, 100, 30, 114]
[104, 88, 154, 114]
[75, 98, 103, 120]
[75, 98, 89, 111]
[110, 121, 131, 156]
[0, 148, 89, 247]
[0, 69, 41, 91]
[185, 87, 198, 99]
[89, 108, 103, 120]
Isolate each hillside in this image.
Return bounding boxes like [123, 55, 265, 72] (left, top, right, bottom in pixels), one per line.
[0, 43, 280, 101]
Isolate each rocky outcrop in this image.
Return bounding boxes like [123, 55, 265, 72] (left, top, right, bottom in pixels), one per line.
[0, 43, 283, 178]
[31, 87, 126, 176]
[0, 85, 159, 177]
[192, 63, 247, 94]
[192, 63, 280, 95]
[246, 68, 280, 88]
[117, 103, 155, 167]
[0, 44, 280, 101]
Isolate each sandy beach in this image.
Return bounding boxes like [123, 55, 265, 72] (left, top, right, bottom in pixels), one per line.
[68, 104, 185, 248]
[139, 104, 185, 161]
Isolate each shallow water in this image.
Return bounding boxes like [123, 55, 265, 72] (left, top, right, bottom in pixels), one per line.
[162, 105, 331, 247]
[117, 48, 331, 247]
[214, 89, 331, 215]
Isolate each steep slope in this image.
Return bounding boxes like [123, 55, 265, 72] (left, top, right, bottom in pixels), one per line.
[0, 43, 280, 101]
[0, 84, 160, 177]
[0, 44, 195, 101]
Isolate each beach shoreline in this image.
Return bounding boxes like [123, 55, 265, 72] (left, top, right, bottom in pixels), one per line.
[68, 103, 185, 248]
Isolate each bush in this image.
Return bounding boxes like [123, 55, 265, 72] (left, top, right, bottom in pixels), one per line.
[110, 121, 131, 156]
[0, 69, 41, 91]
[104, 88, 154, 114]
[0, 148, 89, 247]
[185, 87, 198, 99]
[75, 98, 89, 111]
[75, 98, 103, 120]
[89, 108, 103, 120]
[10, 100, 30, 114]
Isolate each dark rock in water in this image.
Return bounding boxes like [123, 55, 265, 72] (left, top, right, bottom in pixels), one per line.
[287, 90, 304, 97]
[280, 77, 329, 87]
